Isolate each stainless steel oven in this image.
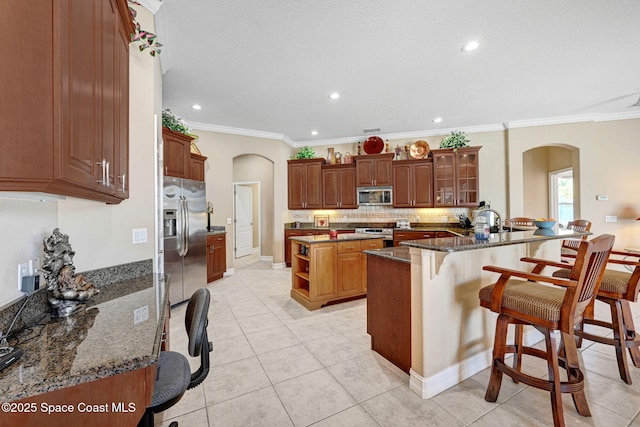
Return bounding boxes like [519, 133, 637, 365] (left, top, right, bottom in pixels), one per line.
[355, 228, 394, 247]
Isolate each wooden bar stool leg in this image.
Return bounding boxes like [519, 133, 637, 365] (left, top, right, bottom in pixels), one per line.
[544, 329, 565, 427]
[512, 324, 523, 383]
[620, 300, 640, 367]
[561, 332, 590, 417]
[611, 299, 632, 384]
[485, 314, 509, 403]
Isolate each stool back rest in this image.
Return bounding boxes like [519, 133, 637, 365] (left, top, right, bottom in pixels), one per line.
[562, 219, 592, 251]
[563, 234, 614, 329]
[608, 251, 640, 301]
[185, 288, 210, 358]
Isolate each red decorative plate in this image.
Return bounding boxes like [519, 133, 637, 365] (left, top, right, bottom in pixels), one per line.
[363, 136, 384, 154]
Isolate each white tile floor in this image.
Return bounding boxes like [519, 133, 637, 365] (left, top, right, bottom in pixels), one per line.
[156, 256, 640, 426]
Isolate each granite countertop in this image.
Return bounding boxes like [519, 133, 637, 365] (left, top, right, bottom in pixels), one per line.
[400, 228, 591, 252]
[364, 246, 411, 263]
[207, 226, 226, 235]
[0, 273, 168, 402]
[290, 233, 386, 244]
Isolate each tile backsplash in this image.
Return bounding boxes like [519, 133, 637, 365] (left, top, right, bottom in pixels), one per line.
[289, 206, 471, 224]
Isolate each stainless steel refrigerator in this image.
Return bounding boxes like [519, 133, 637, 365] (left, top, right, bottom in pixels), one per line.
[163, 177, 207, 305]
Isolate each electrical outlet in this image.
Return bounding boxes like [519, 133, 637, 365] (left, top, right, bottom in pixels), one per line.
[133, 305, 149, 324]
[17, 262, 29, 292]
[226, 218, 232, 224]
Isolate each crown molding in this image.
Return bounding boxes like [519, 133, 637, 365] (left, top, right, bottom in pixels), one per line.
[506, 111, 640, 129]
[187, 112, 639, 147]
[188, 121, 295, 146]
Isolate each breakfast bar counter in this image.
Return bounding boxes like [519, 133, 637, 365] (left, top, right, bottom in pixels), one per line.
[394, 228, 590, 399]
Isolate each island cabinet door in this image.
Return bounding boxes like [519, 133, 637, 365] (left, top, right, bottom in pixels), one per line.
[310, 243, 338, 300]
[337, 241, 362, 297]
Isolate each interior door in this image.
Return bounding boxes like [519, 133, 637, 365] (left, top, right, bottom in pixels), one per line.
[235, 185, 253, 258]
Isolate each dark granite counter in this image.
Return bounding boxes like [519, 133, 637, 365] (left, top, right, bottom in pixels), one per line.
[290, 233, 385, 244]
[364, 246, 411, 263]
[0, 272, 168, 402]
[400, 228, 590, 252]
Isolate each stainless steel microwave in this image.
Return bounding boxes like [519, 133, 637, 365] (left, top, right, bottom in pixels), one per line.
[357, 186, 393, 206]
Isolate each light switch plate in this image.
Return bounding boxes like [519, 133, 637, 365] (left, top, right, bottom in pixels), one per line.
[132, 228, 148, 244]
[605, 215, 617, 223]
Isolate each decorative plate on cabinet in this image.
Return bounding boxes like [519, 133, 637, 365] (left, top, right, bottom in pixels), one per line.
[363, 136, 384, 154]
[409, 140, 430, 159]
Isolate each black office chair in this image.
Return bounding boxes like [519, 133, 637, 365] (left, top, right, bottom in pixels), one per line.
[138, 288, 212, 427]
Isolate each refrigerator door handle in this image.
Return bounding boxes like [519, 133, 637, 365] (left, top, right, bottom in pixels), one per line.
[183, 197, 190, 255]
[177, 196, 186, 256]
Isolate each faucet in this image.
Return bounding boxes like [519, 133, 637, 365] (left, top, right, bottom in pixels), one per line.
[476, 208, 503, 233]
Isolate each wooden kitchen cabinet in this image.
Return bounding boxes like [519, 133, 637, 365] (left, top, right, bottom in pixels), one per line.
[163, 127, 194, 179]
[190, 153, 207, 181]
[393, 159, 433, 207]
[0, 0, 133, 204]
[287, 158, 325, 209]
[393, 229, 455, 246]
[432, 146, 481, 207]
[354, 153, 394, 187]
[207, 233, 227, 282]
[337, 241, 363, 297]
[322, 164, 357, 209]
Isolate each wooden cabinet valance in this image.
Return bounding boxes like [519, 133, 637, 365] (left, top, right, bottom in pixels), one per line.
[0, 0, 133, 204]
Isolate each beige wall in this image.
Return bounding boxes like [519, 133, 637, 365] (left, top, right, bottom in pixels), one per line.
[0, 6, 160, 307]
[193, 131, 292, 267]
[509, 118, 640, 250]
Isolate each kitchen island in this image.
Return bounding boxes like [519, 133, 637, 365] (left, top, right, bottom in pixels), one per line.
[290, 233, 383, 310]
[0, 265, 168, 427]
[367, 228, 590, 399]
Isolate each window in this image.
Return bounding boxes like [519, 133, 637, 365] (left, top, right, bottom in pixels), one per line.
[549, 168, 573, 228]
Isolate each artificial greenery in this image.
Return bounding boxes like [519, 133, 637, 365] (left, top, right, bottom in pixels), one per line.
[128, 0, 163, 57]
[293, 146, 316, 159]
[162, 109, 190, 135]
[439, 130, 470, 150]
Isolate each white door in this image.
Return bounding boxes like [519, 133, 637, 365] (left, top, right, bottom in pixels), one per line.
[235, 185, 253, 258]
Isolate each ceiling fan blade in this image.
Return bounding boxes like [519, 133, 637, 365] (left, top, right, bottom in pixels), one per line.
[627, 95, 640, 108]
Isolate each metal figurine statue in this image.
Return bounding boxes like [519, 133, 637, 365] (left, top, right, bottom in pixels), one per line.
[42, 228, 99, 317]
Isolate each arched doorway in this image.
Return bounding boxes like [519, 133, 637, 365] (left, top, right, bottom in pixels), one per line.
[521, 145, 579, 225]
[232, 154, 274, 263]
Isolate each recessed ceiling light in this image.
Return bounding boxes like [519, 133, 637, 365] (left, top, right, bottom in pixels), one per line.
[192, 104, 202, 110]
[461, 41, 479, 52]
[433, 117, 443, 123]
[329, 92, 340, 100]
[311, 130, 318, 136]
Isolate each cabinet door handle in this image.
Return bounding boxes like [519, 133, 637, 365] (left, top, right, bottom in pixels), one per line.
[119, 174, 126, 193]
[106, 160, 111, 186]
[96, 159, 107, 186]
[165, 166, 168, 175]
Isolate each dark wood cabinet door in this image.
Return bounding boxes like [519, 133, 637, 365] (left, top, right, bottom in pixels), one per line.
[373, 156, 393, 186]
[114, 10, 130, 198]
[304, 161, 323, 209]
[190, 153, 207, 181]
[287, 159, 325, 209]
[207, 234, 226, 282]
[392, 163, 413, 207]
[163, 128, 193, 178]
[288, 162, 306, 209]
[322, 168, 340, 208]
[355, 154, 393, 187]
[355, 158, 375, 186]
[338, 166, 357, 208]
[322, 165, 356, 209]
[413, 161, 433, 207]
[59, 0, 101, 190]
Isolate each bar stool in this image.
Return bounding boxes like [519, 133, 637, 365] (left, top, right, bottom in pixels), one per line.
[560, 219, 592, 263]
[479, 234, 614, 427]
[552, 250, 640, 384]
